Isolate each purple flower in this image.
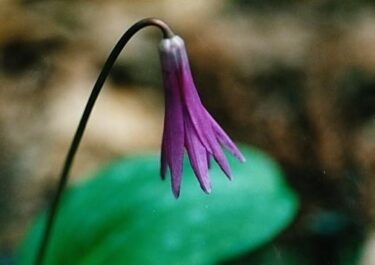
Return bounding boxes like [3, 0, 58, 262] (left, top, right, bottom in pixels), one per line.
[159, 35, 245, 198]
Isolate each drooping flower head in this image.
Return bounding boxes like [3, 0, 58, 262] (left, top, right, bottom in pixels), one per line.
[159, 35, 245, 198]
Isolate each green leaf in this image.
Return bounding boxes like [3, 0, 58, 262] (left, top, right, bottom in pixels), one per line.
[17, 145, 298, 265]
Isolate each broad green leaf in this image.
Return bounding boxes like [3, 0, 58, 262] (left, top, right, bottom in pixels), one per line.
[17, 145, 298, 265]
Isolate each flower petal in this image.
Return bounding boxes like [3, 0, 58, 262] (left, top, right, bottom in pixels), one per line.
[184, 114, 211, 193]
[173, 39, 232, 180]
[174, 40, 214, 153]
[206, 110, 246, 162]
[163, 94, 184, 197]
[159, 35, 245, 197]
[160, 48, 185, 198]
[208, 136, 232, 180]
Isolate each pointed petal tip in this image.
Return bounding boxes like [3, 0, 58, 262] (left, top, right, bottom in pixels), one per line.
[223, 170, 232, 181]
[199, 180, 212, 194]
[172, 189, 180, 199]
[232, 150, 246, 163]
[160, 159, 167, 180]
[171, 177, 181, 199]
[218, 161, 232, 180]
[202, 186, 212, 194]
[171, 176, 181, 199]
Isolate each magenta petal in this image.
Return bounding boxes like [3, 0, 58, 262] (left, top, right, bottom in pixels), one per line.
[184, 115, 211, 193]
[159, 35, 245, 197]
[171, 167, 182, 198]
[160, 50, 185, 198]
[207, 135, 232, 180]
[168, 37, 231, 181]
[164, 120, 184, 197]
[206, 110, 246, 162]
[177, 52, 214, 153]
[163, 95, 184, 197]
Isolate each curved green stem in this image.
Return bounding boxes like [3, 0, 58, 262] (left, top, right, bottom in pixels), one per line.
[34, 17, 174, 265]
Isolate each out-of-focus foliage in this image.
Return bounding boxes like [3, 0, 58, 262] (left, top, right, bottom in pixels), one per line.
[233, 228, 363, 265]
[338, 68, 375, 125]
[228, 233, 363, 265]
[17, 146, 298, 265]
[230, 0, 375, 12]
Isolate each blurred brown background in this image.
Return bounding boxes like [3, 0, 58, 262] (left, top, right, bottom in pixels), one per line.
[0, 0, 374, 264]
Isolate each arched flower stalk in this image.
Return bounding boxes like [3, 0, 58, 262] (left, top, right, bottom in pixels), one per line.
[34, 18, 244, 265]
